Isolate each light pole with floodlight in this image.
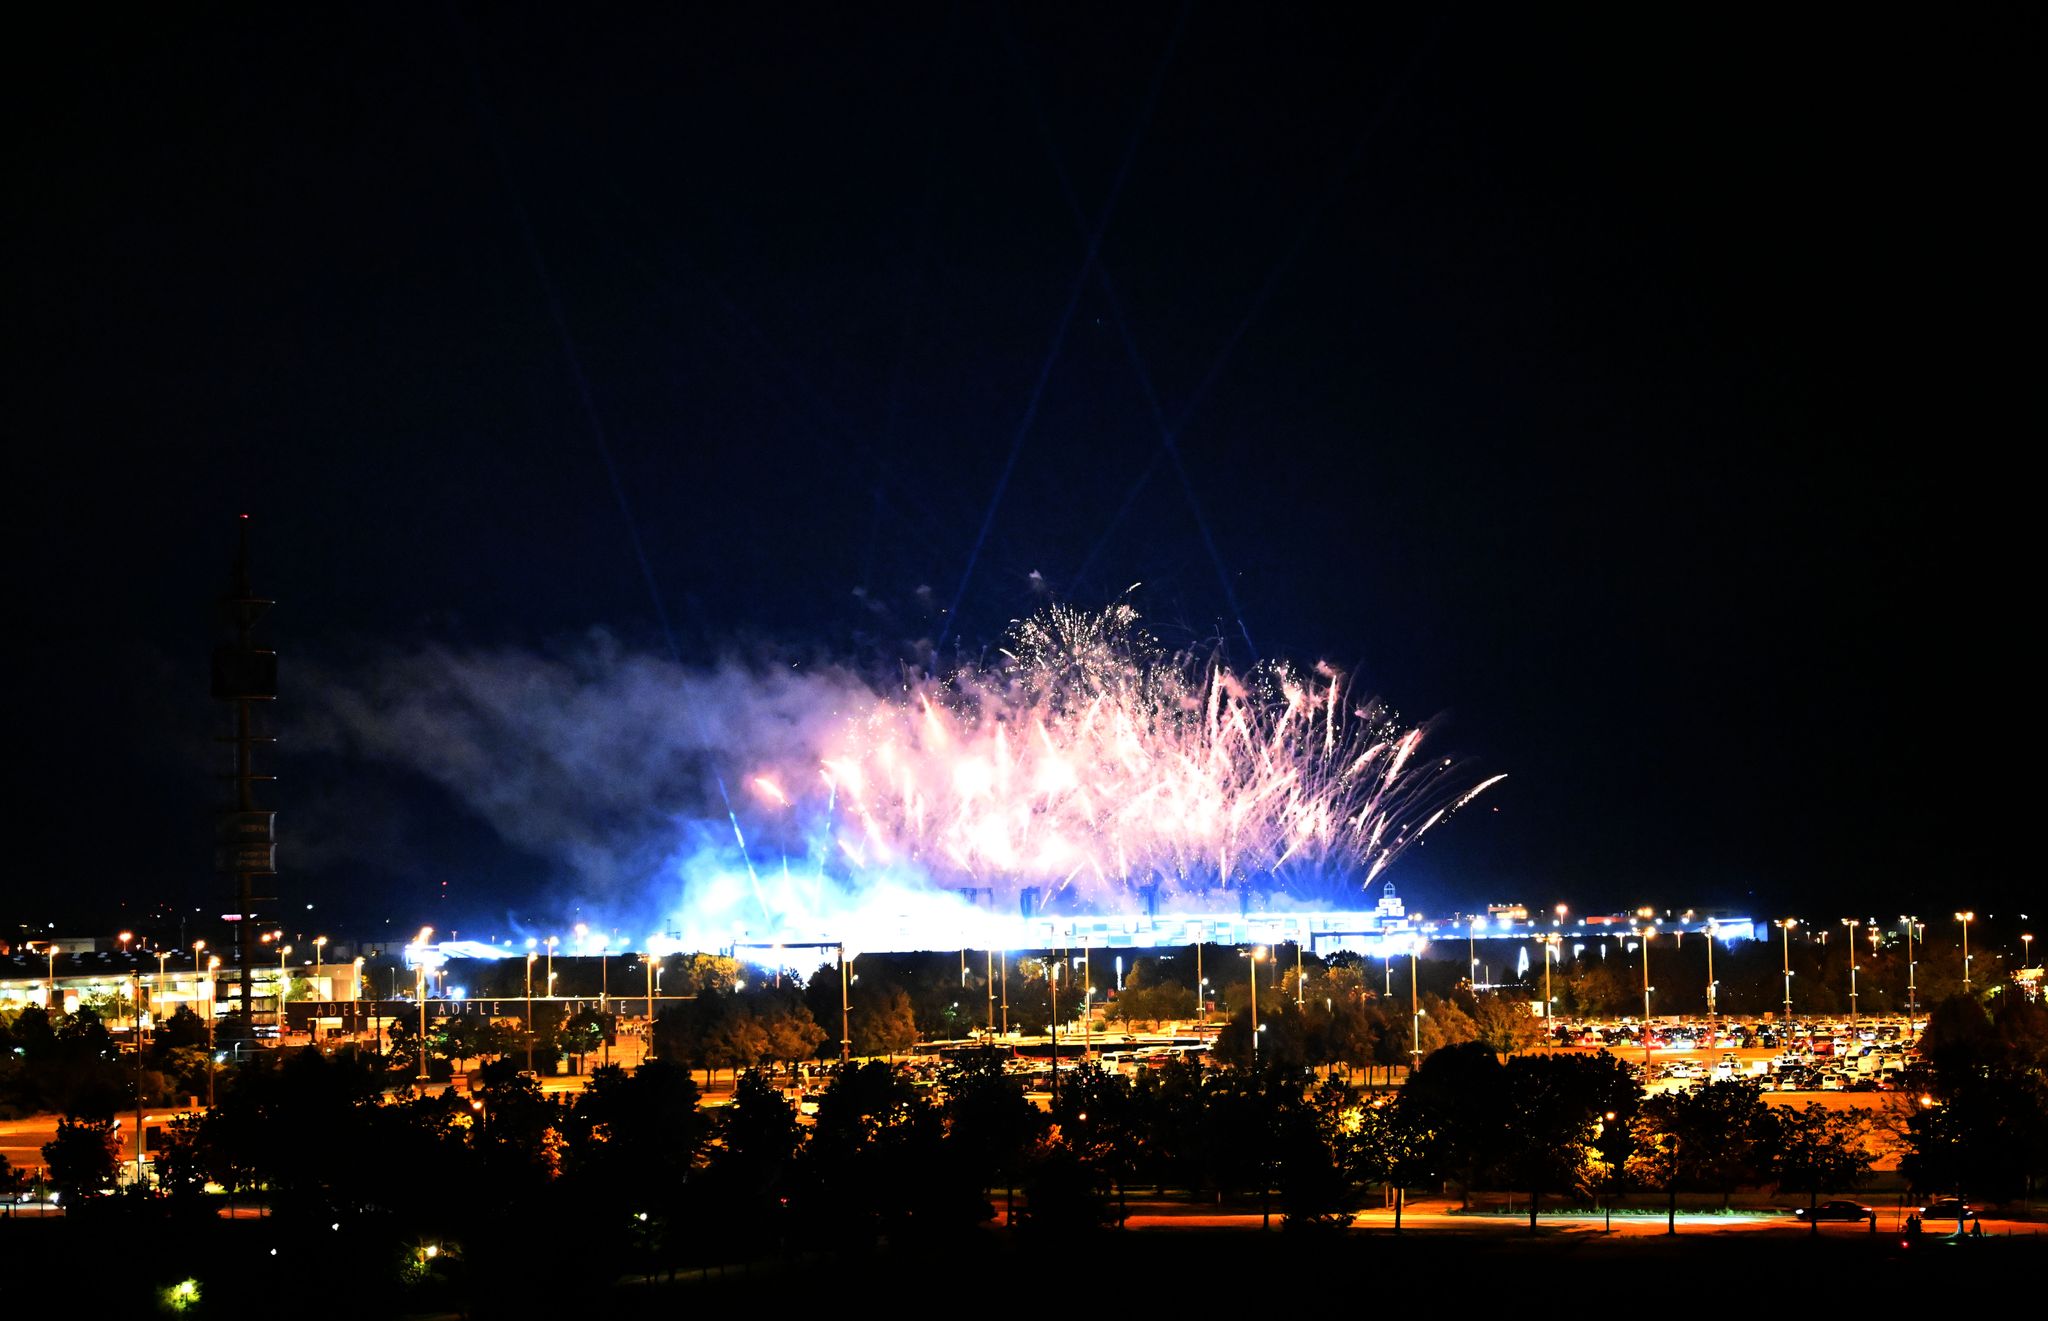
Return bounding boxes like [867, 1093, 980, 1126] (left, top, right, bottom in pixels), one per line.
[1776, 920, 1796, 1023]
[413, 927, 433, 1083]
[1409, 940, 1426, 1066]
[1956, 912, 1975, 992]
[1245, 946, 1264, 1066]
[525, 952, 538, 1072]
[1704, 919, 1718, 1039]
[1842, 919, 1860, 1024]
[1638, 927, 1654, 1071]
[1542, 933, 1559, 1022]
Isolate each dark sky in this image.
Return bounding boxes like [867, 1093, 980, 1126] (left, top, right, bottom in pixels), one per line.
[13, 5, 2036, 935]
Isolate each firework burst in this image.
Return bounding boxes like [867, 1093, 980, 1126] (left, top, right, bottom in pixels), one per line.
[760, 606, 1499, 916]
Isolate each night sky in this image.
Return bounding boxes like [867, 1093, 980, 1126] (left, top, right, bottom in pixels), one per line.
[15, 6, 2036, 936]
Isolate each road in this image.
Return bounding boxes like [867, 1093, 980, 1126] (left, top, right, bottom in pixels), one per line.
[1110, 1197, 2043, 1238]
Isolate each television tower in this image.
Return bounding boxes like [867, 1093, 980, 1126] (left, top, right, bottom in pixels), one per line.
[213, 516, 279, 1036]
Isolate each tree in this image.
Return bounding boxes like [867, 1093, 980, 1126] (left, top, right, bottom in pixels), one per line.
[1495, 1053, 1612, 1231]
[1398, 1041, 1506, 1208]
[1629, 1080, 1775, 1232]
[1211, 999, 1311, 1073]
[42, 1115, 120, 1202]
[1414, 993, 1478, 1054]
[1128, 1057, 1212, 1196]
[1310, 998, 1382, 1083]
[1050, 1062, 1140, 1223]
[559, 1008, 605, 1070]
[0, 1151, 27, 1211]
[1273, 1079, 1359, 1233]
[1471, 994, 1548, 1057]
[1901, 1066, 2048, 1208]
[848, 983, 917, 1057]
[941, 1047, 1047, 1221]
[1772, 1103, 1875, 1230]
[1918, 993, 1997, 1093]
[1353, 1096, 1430, 1232]
[434, 1015, 511, 1071]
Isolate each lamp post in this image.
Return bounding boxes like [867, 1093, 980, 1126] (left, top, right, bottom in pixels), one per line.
[313, 936, 327, 1001]
[278, 944, 292, 1031]
[525, 952, 537, 1073]
[1468, 918, 1479, 991]
[1409, 941, 1426, 1066]
[351, 955, 364, 1040]
[1776, 919, 1796, 1023]
[644, 947, 656, 1059]
[986, 947, 996, 1036]
[414, 927, 433, 1083]
[44, 943, 59, 1009]
[1296, 923, 1306, 1008]
[1542, 933, 1559, 1021]
[1638, 927, 1654, 1072]
[545, 935, 557, 1000]
[1956, 912, 1974, 992]
[204, 955, 220, 1107]
[1842, 919, 1860, 1024]
[595, 936, 610, 1067]
[1194, 934, 1204, 1023]
[1082, 942, 1092, 1058]
[154, 951, 169, 1047]
[1245, 946, 1264, 1067]
[1901, 916, 1922, 1032]
[1049, 950, 1061, 1103]
[838, 942, 851, 1066]
[1704, 919, 1718, 1040]
[2025, 932, 2035, 969]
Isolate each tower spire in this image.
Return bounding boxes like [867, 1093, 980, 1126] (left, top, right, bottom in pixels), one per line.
[213, 516, 279, 1038]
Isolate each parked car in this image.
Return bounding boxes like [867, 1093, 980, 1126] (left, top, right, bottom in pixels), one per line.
[1795, 1200, 1874, 1222]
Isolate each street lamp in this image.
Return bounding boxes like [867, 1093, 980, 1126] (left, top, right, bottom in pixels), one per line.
[545, 935, 558, 999]
[525, 952, 538, 1073]
[154, 950, 170, 1047]
[278, 943, 292, 1020]
[1637, 927, 1654, 1072]
[414, 927, 433, 1083]
[351, 956, 365, 1040]
[205, 955, 221, 1107]
[1842, 919, 1860, 1024]
[1245, 946, 1265, 1066]
[313, 936, 327, 998]
[1775, 919, 1797, 1023]
[1541, 933, 1560, 1021]
[1704, 919, 1718, 1040]
[838, 943, 851, 1066]
[1409, 940, 1427, 1066]
[1469, 918, 1479, 991]
[2025, 932, 2035, 969]
[644, 945, 657, 1058]
[1956, 912, 1975, 993]
[44, 942, 59, 1009]
[1900, 916, 1920, 1028]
